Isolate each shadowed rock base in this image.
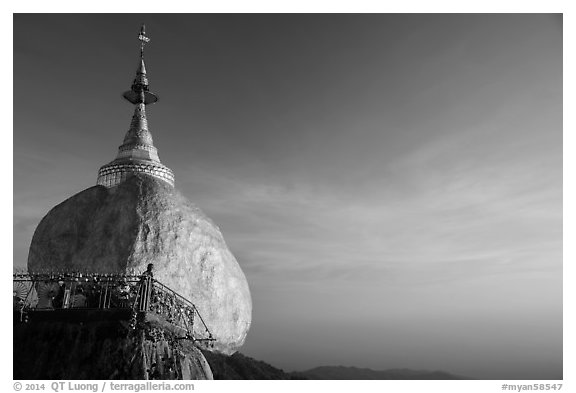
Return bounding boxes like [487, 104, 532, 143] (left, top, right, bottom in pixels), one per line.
[13, 310, 213, 380]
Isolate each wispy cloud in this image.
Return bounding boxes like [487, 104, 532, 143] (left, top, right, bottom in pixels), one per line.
[174, 123, 561, 291]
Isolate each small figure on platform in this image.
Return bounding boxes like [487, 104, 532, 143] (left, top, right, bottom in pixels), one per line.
[142, 264, 154, 278]
[137, 264, 154, 311]
[71, 287, 87, 308]
[53, 281, 66, 308]
[116, 280, 132, 308]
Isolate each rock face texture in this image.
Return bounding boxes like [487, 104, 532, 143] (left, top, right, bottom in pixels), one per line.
[28, 174, 251, 354]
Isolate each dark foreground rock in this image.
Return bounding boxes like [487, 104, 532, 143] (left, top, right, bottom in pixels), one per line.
[13, 310, 212, 380]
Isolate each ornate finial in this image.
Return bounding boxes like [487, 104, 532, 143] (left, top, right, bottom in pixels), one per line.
[97, 24, 174, 188]
[122, 24, 158, 105]
[138, 24, 150, 58]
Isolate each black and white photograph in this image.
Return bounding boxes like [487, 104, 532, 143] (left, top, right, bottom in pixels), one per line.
[12, 11, 564, 387]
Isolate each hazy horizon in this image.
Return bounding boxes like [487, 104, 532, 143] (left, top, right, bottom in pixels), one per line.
[13, 14, 562, 379]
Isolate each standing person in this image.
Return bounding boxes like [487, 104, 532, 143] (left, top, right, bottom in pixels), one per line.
[143, 264, 154, 278]
[71, 287, 87, 308]
[116, 280, 132, 308]
[53, 281, 65, 308]
[137, 264, 154, 311]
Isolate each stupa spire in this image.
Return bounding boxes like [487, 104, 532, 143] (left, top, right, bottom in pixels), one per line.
[122, 25, 157, 106]
[97, 24, 174, 188]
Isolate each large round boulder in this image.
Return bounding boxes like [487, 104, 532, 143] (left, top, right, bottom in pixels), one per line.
[27, 174, 251, 355]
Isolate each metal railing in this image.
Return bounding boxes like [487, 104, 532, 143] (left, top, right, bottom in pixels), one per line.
[13, 272, 214, 346]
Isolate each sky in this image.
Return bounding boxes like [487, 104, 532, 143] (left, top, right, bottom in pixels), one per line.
[13, 14, 562, 379]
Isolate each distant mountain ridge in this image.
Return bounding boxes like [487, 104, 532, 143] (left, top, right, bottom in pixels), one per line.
[201, 351, 297, 379]
[201, 351, 470, 380]
[294, 365, 471, 380]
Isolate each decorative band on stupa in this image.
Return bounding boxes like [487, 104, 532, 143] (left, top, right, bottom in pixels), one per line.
[97, 25, 174, 188]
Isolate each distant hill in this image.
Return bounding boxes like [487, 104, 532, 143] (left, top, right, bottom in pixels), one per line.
[201, 351, 470, 380]
[201, 351, 301, 379]
[294, 365, 471, 380]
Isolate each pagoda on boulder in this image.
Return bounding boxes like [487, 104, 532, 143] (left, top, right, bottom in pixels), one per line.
[14, 25, 252, 380]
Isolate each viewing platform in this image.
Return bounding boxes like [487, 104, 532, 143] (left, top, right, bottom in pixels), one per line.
[13, 270, 215, 348]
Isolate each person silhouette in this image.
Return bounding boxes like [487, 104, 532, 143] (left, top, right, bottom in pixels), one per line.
[72, 287, 87, 308]
[138, 264, 154, 311]
[143, 264, 154, 278]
